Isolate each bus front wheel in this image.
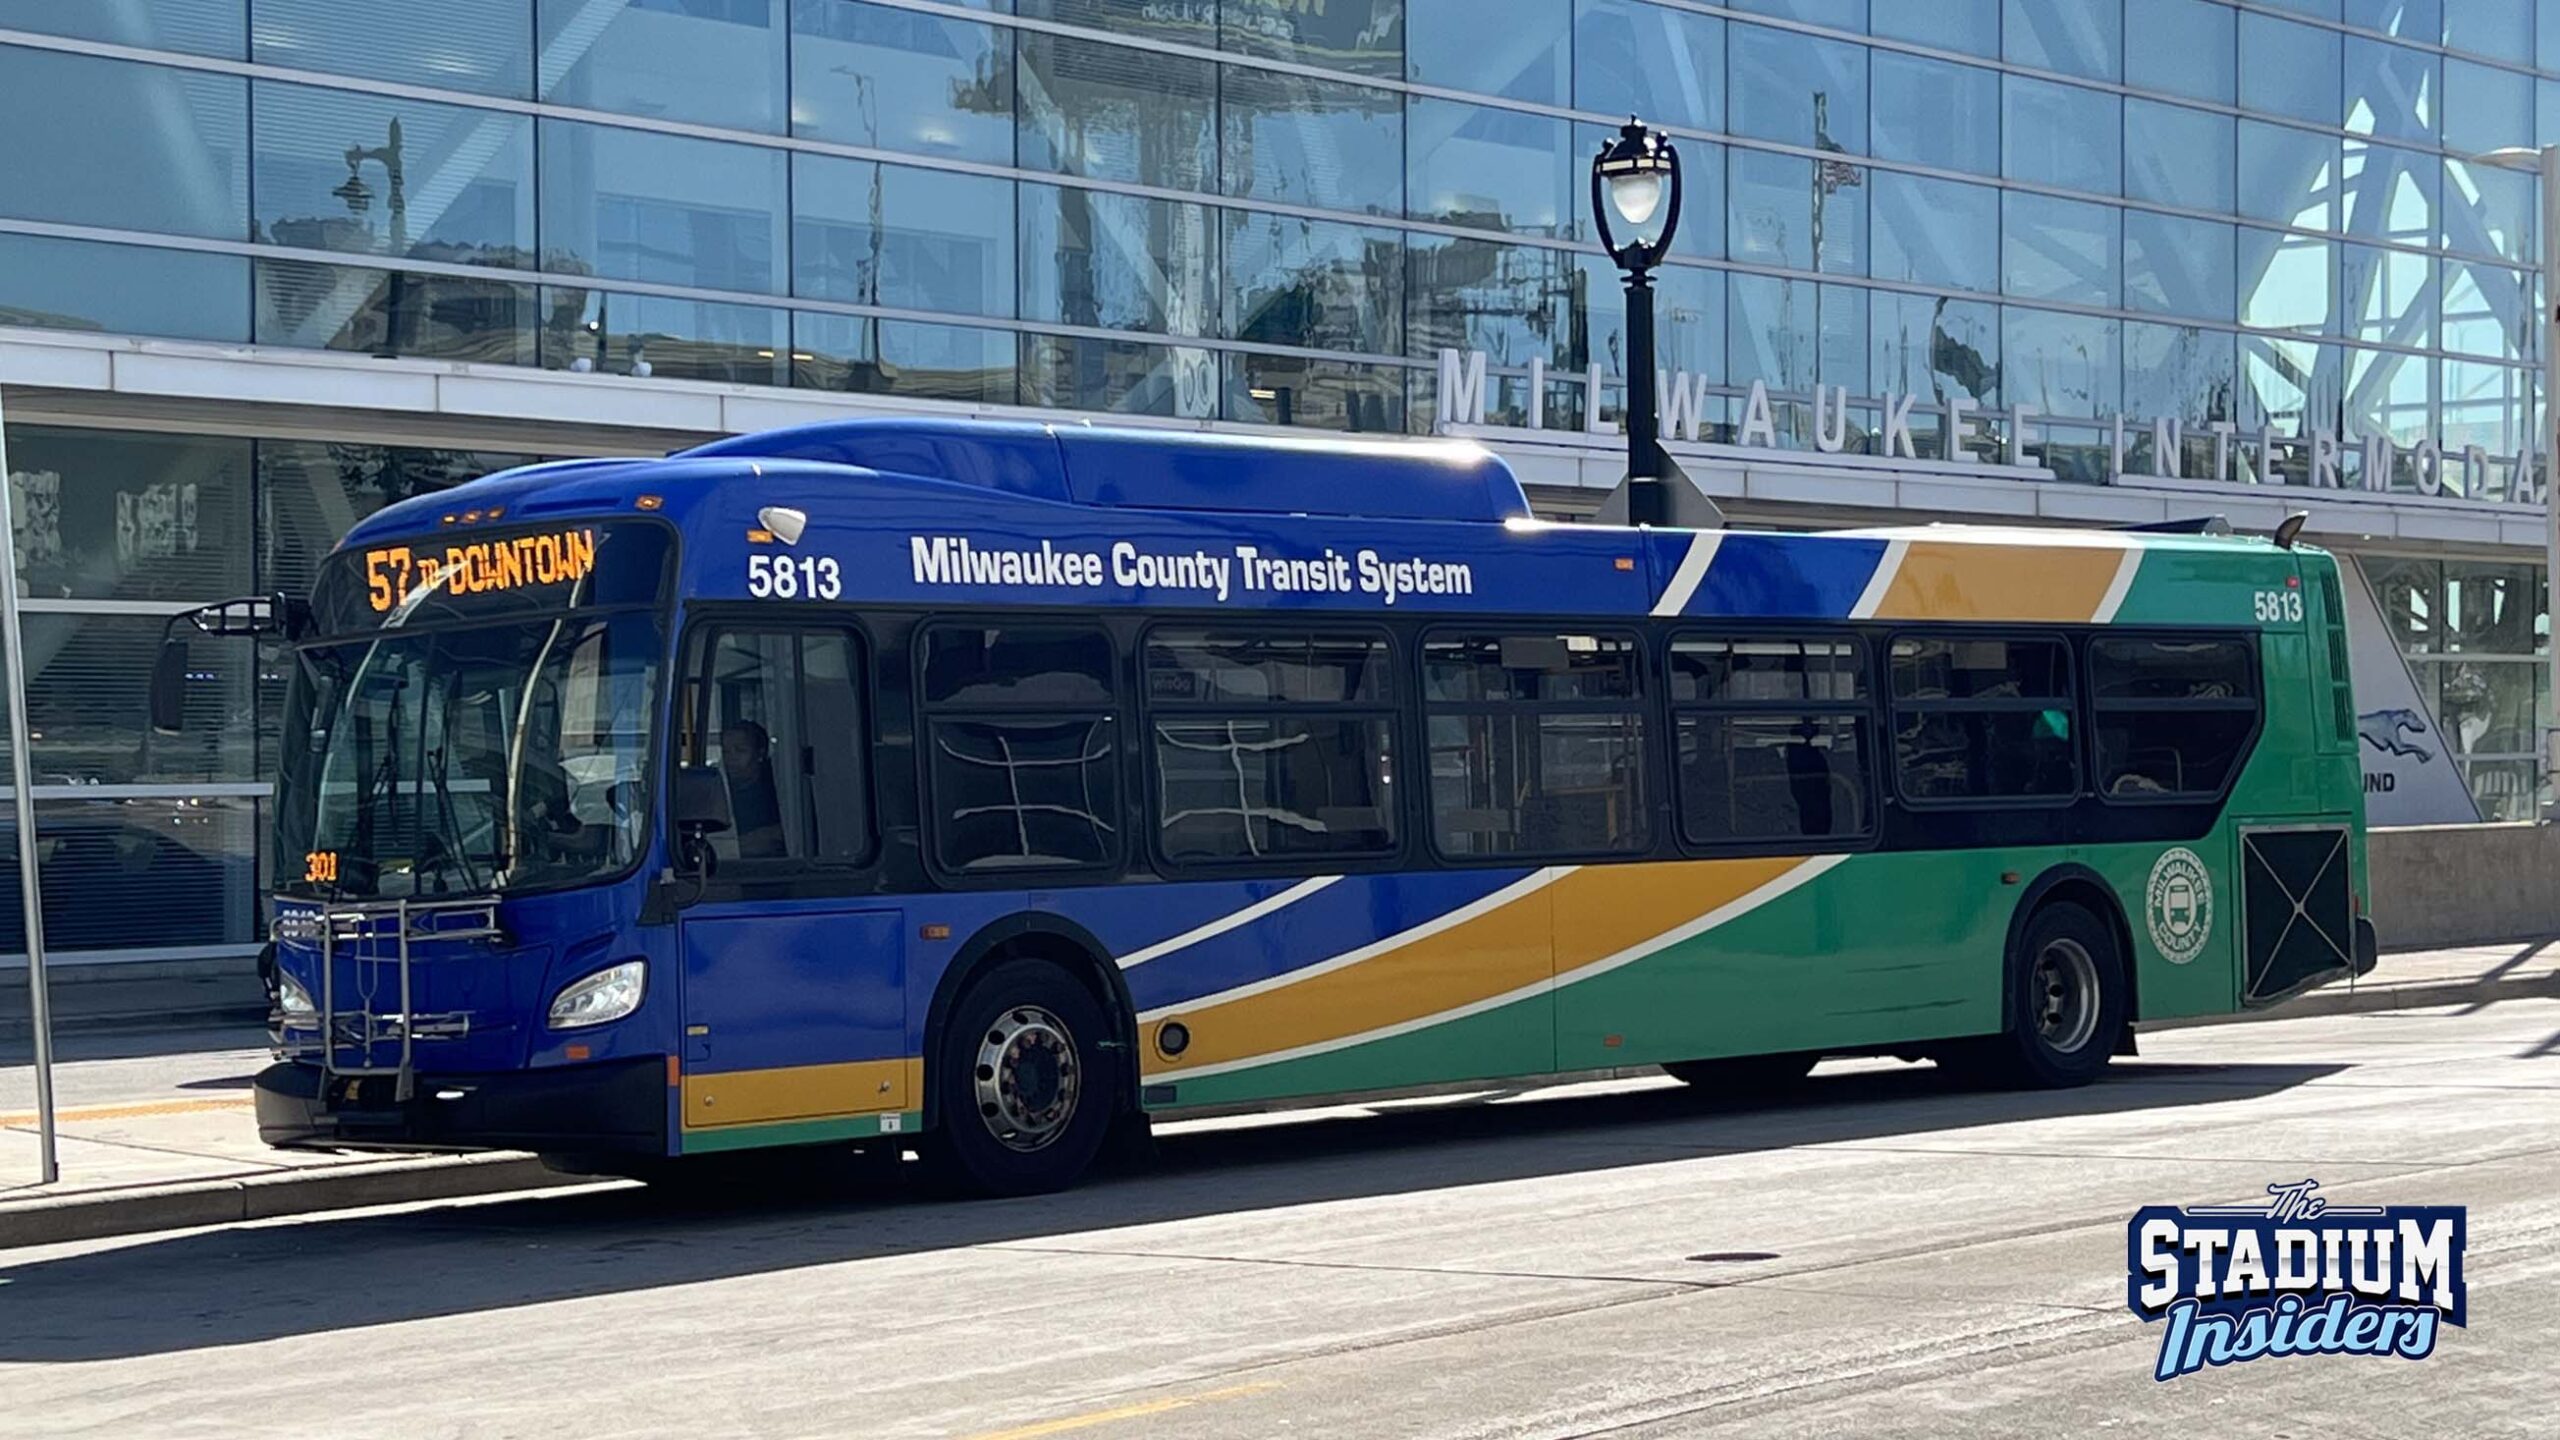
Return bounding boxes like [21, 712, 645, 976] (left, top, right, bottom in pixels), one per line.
[1963, 901, 2126, 1089]
[927, 959, 1117, 1197]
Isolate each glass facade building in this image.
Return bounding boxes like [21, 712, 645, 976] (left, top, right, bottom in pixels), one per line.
[0, 0, 2552, 963]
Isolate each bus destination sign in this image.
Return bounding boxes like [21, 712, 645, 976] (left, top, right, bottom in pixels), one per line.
[363, 528, 600, 613]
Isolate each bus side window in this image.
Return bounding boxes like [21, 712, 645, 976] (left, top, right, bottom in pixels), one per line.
[689, 627, 872, 867]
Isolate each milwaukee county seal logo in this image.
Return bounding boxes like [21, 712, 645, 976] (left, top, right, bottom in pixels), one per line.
[2145, 847, 2213, 964]
[2127, 1180, 2466, 1381]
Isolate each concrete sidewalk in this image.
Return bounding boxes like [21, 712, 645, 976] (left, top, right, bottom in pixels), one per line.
[4, 936, 2553, 1251]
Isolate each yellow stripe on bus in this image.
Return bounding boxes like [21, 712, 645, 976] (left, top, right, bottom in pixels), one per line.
[1871, 540, 2132, 623]
[680, 1057, 921, 1130]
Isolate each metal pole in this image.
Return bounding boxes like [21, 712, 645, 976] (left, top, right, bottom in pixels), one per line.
[2541, 145, 2560, 821]
[1624, 267, 1662, 525]
[0, 383, 58, 1183]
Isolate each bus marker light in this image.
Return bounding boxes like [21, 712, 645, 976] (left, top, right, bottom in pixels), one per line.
[1614, 557, 1635, 571]
[920, 923, 950, 940]
[746, 528, 774, 544]
[565, 1044, 591, 1061]
[635, 495, 664, 511]
[1602, 1034, 1623, 1048]
[2001, 871, 2022, 885]
[665, 1057, 681, 1086]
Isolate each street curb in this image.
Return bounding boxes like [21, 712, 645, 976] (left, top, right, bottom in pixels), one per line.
[2142, 969, 2560, 1031]
[0, 1153, 578, 1251]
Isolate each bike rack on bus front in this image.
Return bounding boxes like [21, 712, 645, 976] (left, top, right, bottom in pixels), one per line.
[274, 898, 504, 1103]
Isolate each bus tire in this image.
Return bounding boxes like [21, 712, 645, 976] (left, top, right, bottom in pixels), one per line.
[1662, 1052, 1817, 1095]
[926, 959, 1117, 1197]
[1974, 901, 2126, 1089]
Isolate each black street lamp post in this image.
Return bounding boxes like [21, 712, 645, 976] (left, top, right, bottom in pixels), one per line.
[1591, 118, 1684, 526]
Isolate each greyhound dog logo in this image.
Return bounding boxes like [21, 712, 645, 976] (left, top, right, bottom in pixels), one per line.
[2358, 709, 2435, 763]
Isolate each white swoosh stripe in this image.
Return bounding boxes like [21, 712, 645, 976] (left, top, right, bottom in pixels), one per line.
[1136, 866, 1577, 1023]
[1848, 538, 1909, 620]
[1650, 532, 1724, 617]
[1158, 856, 1844, 1084]
[2091, 548, 2143, 624]
[1117, 875, 1343, 970]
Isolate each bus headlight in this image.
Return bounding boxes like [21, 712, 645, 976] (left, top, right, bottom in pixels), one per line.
[276, 972, 315, 1018]
[548, 961, 646, 1030]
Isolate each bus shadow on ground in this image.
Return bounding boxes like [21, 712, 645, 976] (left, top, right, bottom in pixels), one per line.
[0, 1058, 2341, 1362]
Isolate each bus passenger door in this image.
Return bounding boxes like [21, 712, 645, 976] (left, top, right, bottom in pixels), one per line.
[671, 623, 910, 1140]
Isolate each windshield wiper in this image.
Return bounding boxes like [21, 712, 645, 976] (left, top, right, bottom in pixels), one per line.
[416, 745, 486, 898]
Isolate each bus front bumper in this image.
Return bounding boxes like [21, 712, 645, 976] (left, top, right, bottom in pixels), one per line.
[253, 1057, 668, 1156]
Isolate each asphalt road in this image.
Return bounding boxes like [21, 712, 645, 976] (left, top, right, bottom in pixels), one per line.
[1, 999, 2552, 1439]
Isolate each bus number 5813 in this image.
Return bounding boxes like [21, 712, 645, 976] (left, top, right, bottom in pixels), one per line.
[747, 554, 843, 600]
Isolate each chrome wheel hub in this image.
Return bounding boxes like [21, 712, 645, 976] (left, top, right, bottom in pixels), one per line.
[974, 1005, 1080, 1152]
[2032, 938, 2102, 1055]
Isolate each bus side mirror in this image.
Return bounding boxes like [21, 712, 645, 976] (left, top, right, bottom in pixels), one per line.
[148, 633, 191, 736]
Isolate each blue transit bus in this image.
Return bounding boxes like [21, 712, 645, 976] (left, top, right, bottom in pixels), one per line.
[158, 418, 2373, 1195]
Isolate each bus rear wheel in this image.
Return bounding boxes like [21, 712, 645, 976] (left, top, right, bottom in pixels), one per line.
[1964, 901, 2126, 1089]
[1662, 1052, 1817, 1095]
[927, 959, 1117, 1197]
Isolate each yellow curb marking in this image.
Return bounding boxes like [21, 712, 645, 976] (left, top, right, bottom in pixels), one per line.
[0, 1097, 252, 1127]
[963, 1383, 1281, 1440]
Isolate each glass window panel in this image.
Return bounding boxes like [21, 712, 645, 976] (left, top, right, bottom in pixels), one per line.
[5, 426, 249, 603]
[1223, 353, 1404, 432]
[0, 47, 244, 240]
[2442, 58, 2531, 158]
[539, 121, 787, 293]
[1873, 0, 1996, 57]
[2443, 159, 2535, 265]
[1728, 22, 1866, 152]
[1222, 0, 1402, 80]
[1017, 30, 1214, 191]
[0, 0, 241, 55]
[2089, 638, 2258, 799]
[1892, 636, 2070, 700]
[252, 84, 534, 268]
[1729, 0, 1864, 28]
[1872, 52, 1998, 176]
[2342, 243, 2435, 350]
[1873, 293, 2001, 410]
[2005, 0, 2121, 81]
[792, 313, 1016, 402]
[2443, 259, 2530, 361]
[2343, 140, 2437, 246]
[2239, 121, 2340, 230]
[1222, 212, 1403, 354]
[1669, 637, 1866, 703]
[1019, 184, 1215, 337]
[2441, 358, 2528, 458]
[1580, 256, 1721, 385]
[0, 234, 247, 342]
[2125, 213, 2236, 320]
[2125, 100, 2235, 213]
[1870, 172, 1998, 294]
[25, 615, 252, 782]
[2366, 557, 2443, 653]
[2347, 0, 2437, 38]
[791, 154, 1014, 317]
[257, 440, 538, 597]
[2005, 307, 2121, 419]
[1221, 66, 1402, 216]
[1728, 273, 1818, 394]
[1816, 282, 1868, 399]
[2125, 322, 2240, 429]
[542, 286, 788, 385]
[1153, 715, 1396, 863]
[2239, 14, 2342, 125]
[2126, 0, 2235, 105]
[1015, 0, 1215, 46]
[1729, 148, 1863, 276]
[1676, 712, 1869, 844]
[927, 717, 1120, 871]
[1407, 98, 1572, 237]
[2344, 37, 2438, 143]
[541, 0, 786, 132]
[2240, 228, 2337, 333]
[689, 628, 871, 867]
[2444, 563, 2543, 654]
[1022, 334, 1216, 418]
[1407, 0, 1566, 104]
[2347, 346, 2434, 453]
[1426, 709, 1647, 855]
[2003, 192, 2118, 307]
[252, 0, 531, 97]
[1407, 235, 1580, 368]
[2445, 0, 2530, 57]
[2437, 661, 2540, 756]
[256, 260, 539, 365]
[0, 800, 259, 954]
[2004, 76, 2121, 194]
[789, 0, 1014, 163]
[2241, 335, 2345, 443]
[1573, 0, 1722, 132]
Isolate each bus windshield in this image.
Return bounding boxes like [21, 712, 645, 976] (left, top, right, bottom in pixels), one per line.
[273, 612, 663, 901]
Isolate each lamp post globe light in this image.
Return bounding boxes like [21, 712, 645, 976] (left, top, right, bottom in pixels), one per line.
[1592, 117, 1684, 527]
